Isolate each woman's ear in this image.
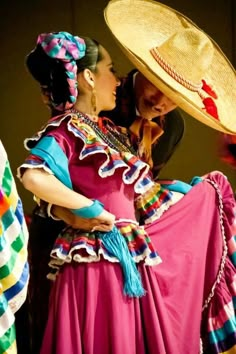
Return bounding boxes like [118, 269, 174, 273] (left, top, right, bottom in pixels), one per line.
[83, 69, 95, 88]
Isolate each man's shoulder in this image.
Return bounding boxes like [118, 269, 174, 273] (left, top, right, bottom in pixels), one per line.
[162, 109, 185, 135]
[153, 109, 185, 153]
[165, 109, 185, 124]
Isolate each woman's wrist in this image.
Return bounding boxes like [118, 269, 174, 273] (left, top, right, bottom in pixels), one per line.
[70, 200, 104, 218]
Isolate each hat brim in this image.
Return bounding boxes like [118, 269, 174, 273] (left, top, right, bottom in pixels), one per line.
[104, 0, 236, 134]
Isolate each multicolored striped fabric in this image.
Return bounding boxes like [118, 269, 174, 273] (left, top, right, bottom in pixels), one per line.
[135, 183, 174, 224]
[0, 141, 29, 354]
[205, 231, 236, 353]
[37, 32, 86, 111]
[47, 220, 162, 280]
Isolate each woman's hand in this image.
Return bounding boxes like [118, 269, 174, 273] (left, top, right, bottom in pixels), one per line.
[52, 205, 115, 232]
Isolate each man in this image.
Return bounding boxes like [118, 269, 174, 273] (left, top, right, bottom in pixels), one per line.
[103, 69, 185, 178]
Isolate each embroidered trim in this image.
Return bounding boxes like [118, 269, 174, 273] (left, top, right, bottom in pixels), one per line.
[150, 47, 219, 119]
[47, 221, 162, 280]
[150, 47, 202, 92]
[201, 178, 228, 311]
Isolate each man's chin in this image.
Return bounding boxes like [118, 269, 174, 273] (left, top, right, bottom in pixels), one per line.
[140, 113, 161, 120]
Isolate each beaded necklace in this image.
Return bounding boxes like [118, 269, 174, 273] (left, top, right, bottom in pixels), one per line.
[73, 111, 137, 155]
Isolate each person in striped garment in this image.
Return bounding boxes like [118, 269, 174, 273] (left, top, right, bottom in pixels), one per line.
[0, 140, 29, 353]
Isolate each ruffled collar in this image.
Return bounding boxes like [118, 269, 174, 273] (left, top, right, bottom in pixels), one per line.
[25, 112, 154, 195]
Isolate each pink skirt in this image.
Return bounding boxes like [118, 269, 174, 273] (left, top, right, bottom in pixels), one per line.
[40, 172, 236, 354]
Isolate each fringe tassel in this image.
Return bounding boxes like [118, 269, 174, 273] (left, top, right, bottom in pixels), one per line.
[202, 97, 219, 120]
[97, 227, 146, 297]
[201, 80, 218, 99]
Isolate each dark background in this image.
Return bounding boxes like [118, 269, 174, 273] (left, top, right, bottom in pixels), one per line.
[0, 0, 235, 213]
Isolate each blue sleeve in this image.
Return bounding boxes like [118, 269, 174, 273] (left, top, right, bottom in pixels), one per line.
[30, 136, 73, 189]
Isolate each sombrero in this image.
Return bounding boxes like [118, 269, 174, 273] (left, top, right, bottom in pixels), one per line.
[104, 0, 236, 134]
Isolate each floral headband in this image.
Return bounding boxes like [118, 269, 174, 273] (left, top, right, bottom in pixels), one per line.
[37, 31, 86, 111]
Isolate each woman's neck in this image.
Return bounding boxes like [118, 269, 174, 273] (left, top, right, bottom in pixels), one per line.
[68, 103, 99, 122]
[71, 96, 99, 121]
[73, 100, 93, 115]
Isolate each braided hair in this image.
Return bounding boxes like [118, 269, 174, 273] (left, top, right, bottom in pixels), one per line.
[26, 31, 103, 112]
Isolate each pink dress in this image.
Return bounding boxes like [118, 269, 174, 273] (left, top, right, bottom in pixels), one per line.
[19, 113, 236, 354]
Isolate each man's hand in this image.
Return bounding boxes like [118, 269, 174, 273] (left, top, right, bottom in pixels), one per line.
[52, 205, 115, 232]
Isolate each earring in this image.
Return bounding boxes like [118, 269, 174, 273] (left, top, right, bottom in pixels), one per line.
[91, 89, 97, 115]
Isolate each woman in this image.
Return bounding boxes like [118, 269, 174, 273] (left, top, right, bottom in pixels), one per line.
[18, 30, 236, 354]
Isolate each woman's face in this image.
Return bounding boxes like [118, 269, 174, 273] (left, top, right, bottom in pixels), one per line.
[135, 72, 177, 120]
[93, 46, 120, 113]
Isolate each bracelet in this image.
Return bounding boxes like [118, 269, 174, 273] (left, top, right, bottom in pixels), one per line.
[70, 200, 104, 218]
[47, 203, 61, 221]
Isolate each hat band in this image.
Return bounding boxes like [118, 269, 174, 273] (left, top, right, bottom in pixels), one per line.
[150, 47, 219, 120]
[150, 47, 203, 92]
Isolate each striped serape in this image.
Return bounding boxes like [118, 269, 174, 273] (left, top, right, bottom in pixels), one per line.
[0, 141, 29, 354]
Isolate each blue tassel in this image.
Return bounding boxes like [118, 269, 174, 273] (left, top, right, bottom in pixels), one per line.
[96, 227, 145, 297]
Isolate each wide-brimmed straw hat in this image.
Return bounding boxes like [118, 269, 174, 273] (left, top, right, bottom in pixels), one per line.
[104, 0, 236, 134]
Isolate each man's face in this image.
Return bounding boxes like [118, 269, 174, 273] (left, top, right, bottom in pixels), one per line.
[135, 72, 177, 120]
